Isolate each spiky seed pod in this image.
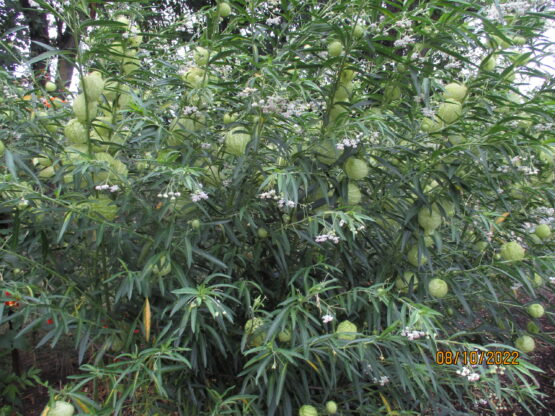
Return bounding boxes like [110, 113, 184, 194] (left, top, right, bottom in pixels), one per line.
[64, 118, 88, 144]
[81, 71, 105, 102]
[73, 94, 98, 123]
[437, 99, 462, 124]
[225, 126, 251, 156]
[336, 320, 357, 340]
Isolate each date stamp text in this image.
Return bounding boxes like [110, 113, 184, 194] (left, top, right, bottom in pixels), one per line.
[435, 350, 519, 366]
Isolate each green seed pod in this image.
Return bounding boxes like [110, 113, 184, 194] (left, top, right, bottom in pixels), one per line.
[353, 23, 365, 39]
[418, 205, 442, 234]
[344, 157, 368, 180]
[326, 400, 338, 414]
[515, 335, 535, 353]
[225, 126, 251, 156]
[299, 405, 318, 416]
[428, 278, 448, 298]
[81, 71, 105, 102]
[421, 117, 443, 133]
[257, 227, 269, 238]
[328, 41, 343, 57]
[314, 140, 340, 165]
[153, 255, 171, 276]
[395, 271, 418, 293]
[73, 94, 98, 123]
[437, 99, 462, 124]
[442, 83, 467, 102]
[45, 81, 56, 92]
[499, 241, 525, 261]
[407, 245, 427, 267]
[194, 47, 210, 66]
[217, 2, 232, 17]
[335, 320, 357, 340]
[64, 118, 88, 144]
[527, 303, 544, 318]
[534, 224, 551, 240]
[42, 400, 75, 416]
[482, 55, 497, 71]
[278, 329, 291, 342]
[384, 85, 401, 103]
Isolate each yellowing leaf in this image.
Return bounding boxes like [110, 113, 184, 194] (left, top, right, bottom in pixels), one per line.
[305, 359, 319, 373]
[75, 398, 90, 414]
[144, 297, 151, 342]
[495, 212, 510, 224]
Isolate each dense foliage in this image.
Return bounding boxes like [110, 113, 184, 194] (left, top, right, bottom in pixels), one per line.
[1, 0, 554, 414]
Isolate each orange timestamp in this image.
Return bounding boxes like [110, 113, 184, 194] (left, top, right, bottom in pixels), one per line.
[435, 350, 520, 365]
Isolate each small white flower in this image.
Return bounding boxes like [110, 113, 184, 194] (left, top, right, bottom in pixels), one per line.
[378, 376, 390, 386]
[322, 314, 334, 323]
[394, 35, 415, 48]
[467, 373, 480, 382]
[266, 16, 281, 25]
[422, 108, 435, 118]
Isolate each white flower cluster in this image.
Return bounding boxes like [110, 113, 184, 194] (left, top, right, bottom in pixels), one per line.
[178, 64, 195, 77]
[484, 0, 548, 21]
[254, 94, 312, 119]
[456, 366, 480, 382]
[157, 190, 182, 200]
[400, 327, 427, 340]
[191, 190, 209, 202]
[395, 17, 412, 29]
[535, 207, 554, 217]
[182, 106, 198, 116]
[200, 142, 212, 149]
[411, 52, 425, 63]
[488, 365, 506, 375]
[516, 165, 539, 175]
[373, 375, 390, 386]
[510, 278, 524, 289]
[336, 134, 363, 150]
[315, 233, 340, 244]
[495, 155, 539, 175]
[258, 189, 279, 199]
[474, 399, 489, 407]
[266, 16, 281, 25]
[422, 108, 435, 118]
[321, 314, 334, 323]
[96, 184, 120, 192]
[278, 198, 296, 208]
[445, 60, 462, 70]
[394, 34, 415, 48]
[534, 123, 553, 132]
[238, 87, 257, 98]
